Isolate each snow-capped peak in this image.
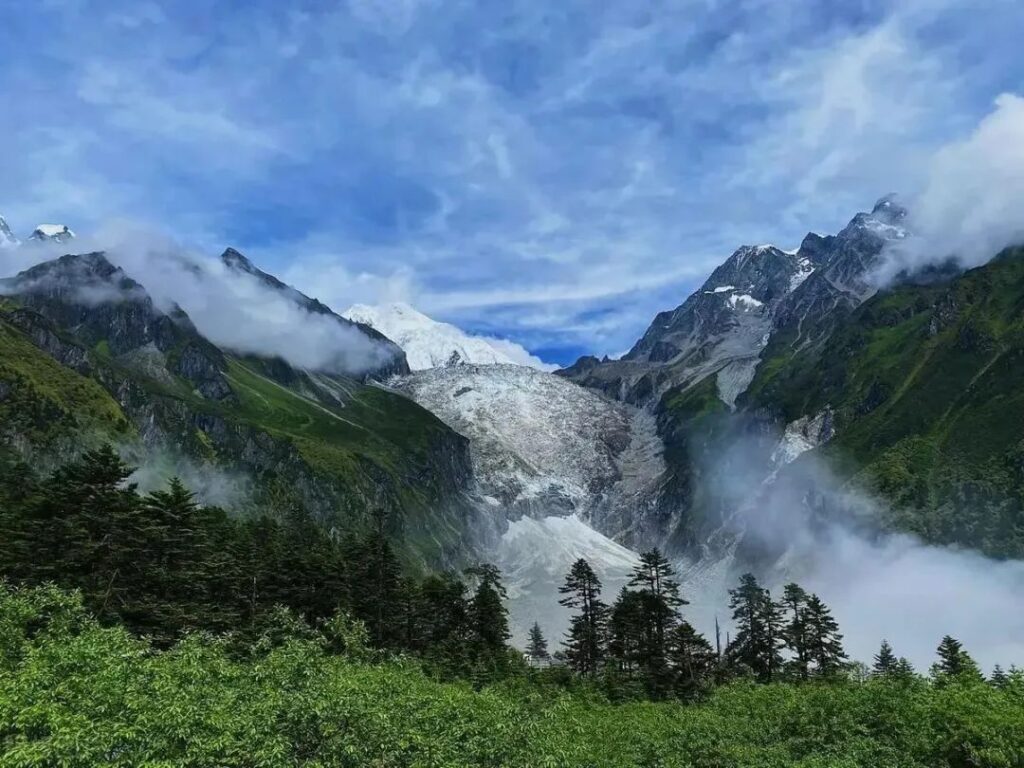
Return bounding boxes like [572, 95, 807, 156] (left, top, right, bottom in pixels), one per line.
[0, 215, 18, 248]
[342, 301, 553, 371]
[29, 224, 75, 243]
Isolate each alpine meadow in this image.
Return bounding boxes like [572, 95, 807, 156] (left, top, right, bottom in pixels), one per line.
[1, 2, 1023, 766]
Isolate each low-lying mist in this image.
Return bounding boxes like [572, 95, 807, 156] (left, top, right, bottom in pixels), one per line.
[121, 444, 253, 511]
[681, 420, 1024, 672]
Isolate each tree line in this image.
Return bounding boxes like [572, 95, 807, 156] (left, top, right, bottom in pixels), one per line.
[542, 552, 1007, 700]
[0, 445, 1016, 700]
[0, 446, 514, 681]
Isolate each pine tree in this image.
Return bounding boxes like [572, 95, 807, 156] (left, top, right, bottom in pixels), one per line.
[892, 656, 917, 682]
[465, 563, 510, 653]
[780, 583, 810, 680]
[725, 573, 783, 682]
[559, 558, 607, 676]
[349, 514, 404, 648]
[932, 635, 984, 684]
[668, 621, 717, 700]
[627, 549, 688, 697]
[527, 622, 549, 662]
[803, 594, 847, 678]
[990, 664, 1009, 689]
[608, 587, 645, 676]
[873, 639, 897, 677]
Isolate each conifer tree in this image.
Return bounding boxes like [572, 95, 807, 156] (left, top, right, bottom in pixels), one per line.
[803, 593, 847, 677]
[559, 558, 607, 676]
[349, 514, 404, 648]
[990, 664, 1009, 689]
[527, 622, 549, 661]
[608, 587, 645, 676]
[668, 621, 717, 699]
[465, 563, 510, 653]
[932, 635, 984, 683]
[627, 549, 687, 697]
[873, 639, 897, 677]
[726, 573, 783, 682]
[892, 656, 917, 682]
[780, 583, 810, 680]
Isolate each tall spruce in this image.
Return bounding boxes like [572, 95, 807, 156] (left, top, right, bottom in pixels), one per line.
[780, 583, 810, 680]
[726, 573, 783, 682]
[932, 635, 984, 683]
[803, 594, 847, 677]
[627, 549, 688, 698]
[668, 621, 717, 700]
[873, 639, 898, 677]
[558, 558, 607, 676]
[465, 563, 510, 654]
[527, 622, 549, 661]
[608, 587, 645, 676]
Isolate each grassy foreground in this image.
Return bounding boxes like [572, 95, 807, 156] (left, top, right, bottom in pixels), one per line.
[1, 586, 1022, 767]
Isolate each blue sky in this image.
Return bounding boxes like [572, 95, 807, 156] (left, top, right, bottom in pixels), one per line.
[1, 0, 1022, 365]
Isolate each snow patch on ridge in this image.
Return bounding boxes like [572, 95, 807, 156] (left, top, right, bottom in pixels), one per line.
[30, 224, 75, 243]
[343, 301, 554, 371]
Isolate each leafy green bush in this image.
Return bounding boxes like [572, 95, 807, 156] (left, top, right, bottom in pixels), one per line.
[2, 584, 1022, 767]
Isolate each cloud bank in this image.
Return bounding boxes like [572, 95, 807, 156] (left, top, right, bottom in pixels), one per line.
[681, 422, 1024, 672]
[872, 93, 1024, 284]
[3, 1, 1023, 362]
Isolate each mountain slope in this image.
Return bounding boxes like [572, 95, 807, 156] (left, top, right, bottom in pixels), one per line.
[561, 197, 1024, 561]
[220, 248, 410, 379]
[744, 246, 1024, 557]
[0, 252, 481, 567]
[343, 302, 543, 370]
[559, 196, 910, 409]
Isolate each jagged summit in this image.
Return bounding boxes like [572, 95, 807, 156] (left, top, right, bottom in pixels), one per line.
[342, 301, 540, 371]
[559, 197, 912, 407]
[29, 224, 75, 243]
[0, 215, 18, 248]
[219, 247, 410, 378]
[2, 252, 231, 400]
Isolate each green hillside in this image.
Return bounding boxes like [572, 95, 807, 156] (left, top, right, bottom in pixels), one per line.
[744, 248, 1024, 556]
[0, 291, 476, 568]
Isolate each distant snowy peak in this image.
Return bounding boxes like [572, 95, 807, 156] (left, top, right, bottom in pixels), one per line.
[29, 224, 75, 244]
[0, 215, 17, 248]
[343, 302, 550, 371]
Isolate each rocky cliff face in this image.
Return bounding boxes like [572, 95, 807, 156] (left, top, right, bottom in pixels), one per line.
[559, 196, 910, 412]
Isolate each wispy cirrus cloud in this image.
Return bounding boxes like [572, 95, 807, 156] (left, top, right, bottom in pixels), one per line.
[1, 0, 1022, 363]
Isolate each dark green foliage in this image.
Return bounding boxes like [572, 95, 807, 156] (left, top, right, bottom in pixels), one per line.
[803, 593, 847, 677]
[559, 557, 608, 676]
[873, 639, 898, 677]
[3, 583, 1024, 768]
[527, 622, 548, 660]
[0, 445, 487, 671]
[932, 635, 985, 684]
[667, 621, 717, 700]
[726, 573, 784, 682]
[781, 583, 811, 680]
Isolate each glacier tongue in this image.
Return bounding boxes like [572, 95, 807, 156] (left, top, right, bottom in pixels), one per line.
[390, 363, 663, 519]
[386, 362, 667, 647]
[498, 514, 639, 645]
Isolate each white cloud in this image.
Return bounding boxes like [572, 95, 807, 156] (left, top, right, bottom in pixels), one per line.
[872, 92, 1024, 283]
